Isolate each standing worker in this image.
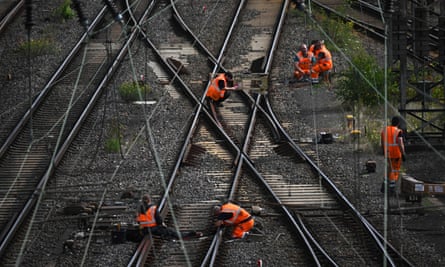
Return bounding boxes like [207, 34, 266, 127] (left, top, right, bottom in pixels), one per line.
[136, 194, 202, 239]
[309, 40, 333, 84]
[213, 201, 254, 239]
[293, 43, 315, 82]
[206, 72, 239, 107]
[380, 116, 406, 193]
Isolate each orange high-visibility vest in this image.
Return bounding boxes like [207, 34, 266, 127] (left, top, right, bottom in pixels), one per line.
[220, 203, 251, 225]
[315, 48, 332, 67]
[206, 73, 227, 101]
[382, 126, 402, 158]
[137, 205, 157, 228]
[295, 50, 314, 70]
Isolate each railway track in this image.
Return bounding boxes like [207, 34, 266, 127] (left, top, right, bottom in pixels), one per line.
[311, 0, 445, 146]
[127, 0, 414, 266]
[0, 0, 23, 34]
[0, 0, 155, 264]
[0, 0, 442, 266]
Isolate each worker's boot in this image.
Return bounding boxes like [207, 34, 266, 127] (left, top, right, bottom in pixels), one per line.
[310, 72, 319, 84]
[389, 181, 396, 194]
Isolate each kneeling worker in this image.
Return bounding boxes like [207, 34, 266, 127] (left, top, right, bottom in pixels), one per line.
[206, 72, 239, 107]
[213, 201, 254, 239]
[137, 194, 202, 239]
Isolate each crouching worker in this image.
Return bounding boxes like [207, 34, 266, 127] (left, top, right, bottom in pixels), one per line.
[213, 201, 254, 239]
[137, 194, 202, 239]
[293, 43, 315, 82]
[206, 72, 239, 107]
[309, 40, 333, 83]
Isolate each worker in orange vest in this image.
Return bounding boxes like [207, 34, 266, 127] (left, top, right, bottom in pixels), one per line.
[380, 116, 406, 193]
[293, 43, 315, 82]
[206, 72, 239, 107]
[213, 201, 254, 239]
[137, 194, 202, 239]
[309, 40, 333, 83]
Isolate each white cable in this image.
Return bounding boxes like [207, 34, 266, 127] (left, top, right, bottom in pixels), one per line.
[16, 32, 91, 267]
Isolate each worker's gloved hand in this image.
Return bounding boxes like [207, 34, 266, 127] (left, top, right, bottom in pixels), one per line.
[233, 85, 239, 90]
[402, 154, 406, 161]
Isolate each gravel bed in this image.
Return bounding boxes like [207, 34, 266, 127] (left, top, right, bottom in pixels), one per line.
[0, 1, 444, 266]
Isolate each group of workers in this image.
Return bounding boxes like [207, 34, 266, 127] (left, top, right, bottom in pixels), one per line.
[135, 116, 407, 242]
[137, 68, 402, 243]
[293, 39, 333, 84]
[136, 195, 254, 241]
[203, 40, 333, 108]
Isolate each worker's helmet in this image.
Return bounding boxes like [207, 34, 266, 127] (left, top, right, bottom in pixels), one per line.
[299, 44, 307, 51]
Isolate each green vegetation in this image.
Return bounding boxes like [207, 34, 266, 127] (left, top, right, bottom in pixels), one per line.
[309, 8, 403, 147]
[56, 0, 75, 20]
[313, 10, 399, 110]
[16, 38, 54, 57]
[336, 48, 398, 110]
[118, 81, 151, 102]
[105, 121, 123, 153]
[105, 137, 121, 153]
[316, 13, 359, 51]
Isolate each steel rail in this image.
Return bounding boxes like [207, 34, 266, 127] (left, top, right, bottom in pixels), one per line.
[311, 0, 443, 74]
[0, 6, 108, 159]
[170, 0, 281, 142]
[55, 0, 157, 165]
[0, 0, 23, 34]
[0, 0, 155, 259]
[136, 0, 332, 265]
[0, 6, 108, 258]
[171, 0, 327, 265]
[262, 96, 415, 266]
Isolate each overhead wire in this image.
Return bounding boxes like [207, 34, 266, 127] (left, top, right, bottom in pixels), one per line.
[122, 0, 222, 264]
[75, 1, 200, 265]
[305, 1, 402, 262]
[7, 1, 133, 264]
[11, 0, 443, 264]
[306, 1, 445, 157]
[80, 2, 137, 265]
[17, 9, 93, 267]
[305, 0, 445, 264]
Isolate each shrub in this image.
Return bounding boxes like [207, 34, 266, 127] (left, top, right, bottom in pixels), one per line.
[16, 38, 54, 57]
[336, 48, 398, 110]
[56, 0, 75, 20]
[118, 81, 151, 102]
